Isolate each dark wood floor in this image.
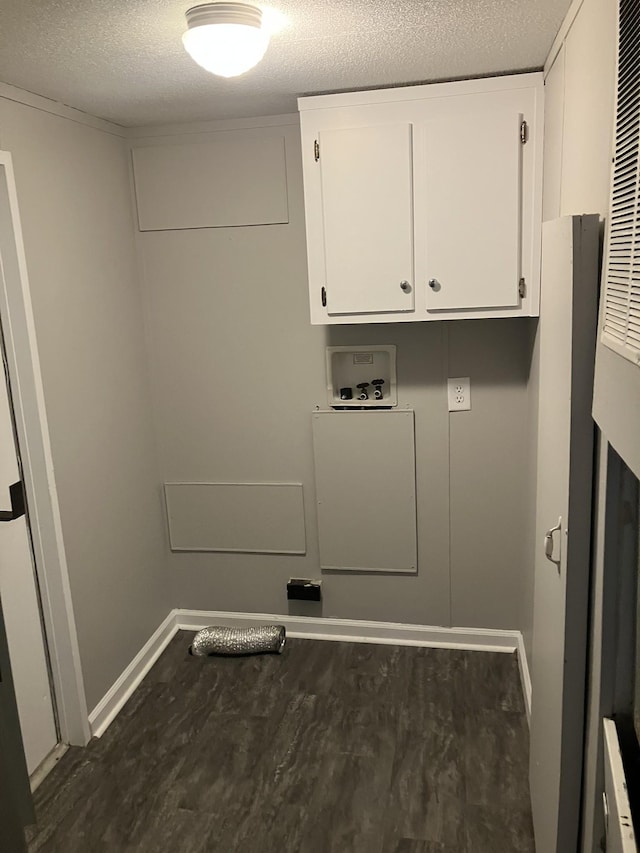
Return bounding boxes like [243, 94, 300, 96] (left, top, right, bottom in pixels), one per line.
[27, 633, 534, 852]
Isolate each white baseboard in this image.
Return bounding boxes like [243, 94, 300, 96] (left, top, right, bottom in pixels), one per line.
[88, 611, 178, 738]
[517, 632, 532, 724]
[174, 609, 521, 653]
[90, 608, 531, 738]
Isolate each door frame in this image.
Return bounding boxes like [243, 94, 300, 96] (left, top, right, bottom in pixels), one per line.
[529, 215, 599, 853]
[584, 442, 639, 849]
[0, 151, 89, 746]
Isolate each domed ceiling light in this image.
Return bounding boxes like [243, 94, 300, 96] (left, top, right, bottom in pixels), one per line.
[182, 2, 270, 78]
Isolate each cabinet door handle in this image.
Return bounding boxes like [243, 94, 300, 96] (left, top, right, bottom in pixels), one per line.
[428, 278, 440, 290]
[400, 280, 411, 293]
[321, 286, 327, 307]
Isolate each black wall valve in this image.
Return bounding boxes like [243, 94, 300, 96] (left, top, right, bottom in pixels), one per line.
[371, 379, 385, 400]
[356, 382, 370, 401]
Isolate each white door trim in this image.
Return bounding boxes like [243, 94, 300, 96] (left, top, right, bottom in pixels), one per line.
[603, 718, 637, 852]
[0, 151, 89, 745]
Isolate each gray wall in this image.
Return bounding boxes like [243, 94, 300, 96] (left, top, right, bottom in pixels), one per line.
[134, 119, 535, 633]
[541, 1, 618, 850]
[448, 318, 534, 631]
[0, 98, 171, 710]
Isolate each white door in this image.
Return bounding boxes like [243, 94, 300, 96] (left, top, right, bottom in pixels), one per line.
[318, 123, 415, 315]
[0, 354, 57, 775]
[529, 216, 600, 852]
[420, 105, 522, 311]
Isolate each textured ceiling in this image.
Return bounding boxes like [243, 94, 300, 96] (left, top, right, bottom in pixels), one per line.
[0, 1, 571, 127]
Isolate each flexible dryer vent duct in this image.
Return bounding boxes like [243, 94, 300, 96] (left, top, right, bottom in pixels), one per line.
[190, 625, 286, 656]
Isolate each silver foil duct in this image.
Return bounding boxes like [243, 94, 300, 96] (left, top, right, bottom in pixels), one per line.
[190, 624, 286, 657]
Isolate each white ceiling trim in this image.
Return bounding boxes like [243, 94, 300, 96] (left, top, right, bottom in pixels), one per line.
[127, 111, 299, 138]
[0, 77, 298, 139]
[298, 71, 544, 110]
[0, 81, 126, 137]
[544, 0, 585, 76]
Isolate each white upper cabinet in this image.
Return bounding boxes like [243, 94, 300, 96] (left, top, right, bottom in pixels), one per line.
[299, 74, 544, 325]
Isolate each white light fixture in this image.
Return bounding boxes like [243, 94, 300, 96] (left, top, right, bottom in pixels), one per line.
[182, 2, 270, 78]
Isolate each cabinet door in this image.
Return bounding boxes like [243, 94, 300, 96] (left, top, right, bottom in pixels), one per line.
[318, 123, 415, 315]
[418, 108, 522, 311]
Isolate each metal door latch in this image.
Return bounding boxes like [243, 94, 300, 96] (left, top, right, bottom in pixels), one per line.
[0, 481, 26, 523]
[544, 517, 562, 567]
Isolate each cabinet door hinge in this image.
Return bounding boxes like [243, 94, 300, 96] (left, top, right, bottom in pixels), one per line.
[321, 286, 327, 307]
[314, 139, 320, 161]
[520, 120, 528, 144]
[519, 277, 526, 298]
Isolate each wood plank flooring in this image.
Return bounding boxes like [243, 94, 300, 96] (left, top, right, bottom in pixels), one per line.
[27, 634, 534, 852]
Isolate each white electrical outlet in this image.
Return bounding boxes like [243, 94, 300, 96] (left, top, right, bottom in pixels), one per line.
[447, 377, 471, 412]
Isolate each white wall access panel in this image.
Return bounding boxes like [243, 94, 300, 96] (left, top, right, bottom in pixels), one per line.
[318, 123, 415, 315]
[132, 135, 289, 231]
[312, 410, 417, 572]
[164, 483, 306, 555]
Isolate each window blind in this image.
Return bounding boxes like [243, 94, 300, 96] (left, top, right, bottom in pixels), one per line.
[602, 0, 640, 365]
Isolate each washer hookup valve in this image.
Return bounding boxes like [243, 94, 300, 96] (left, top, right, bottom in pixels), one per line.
[356, 382, 370, 401]
[371, 379, 385, 400]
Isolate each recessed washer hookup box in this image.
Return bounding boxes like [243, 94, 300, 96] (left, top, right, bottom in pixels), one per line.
[326, 345, 397, 409]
